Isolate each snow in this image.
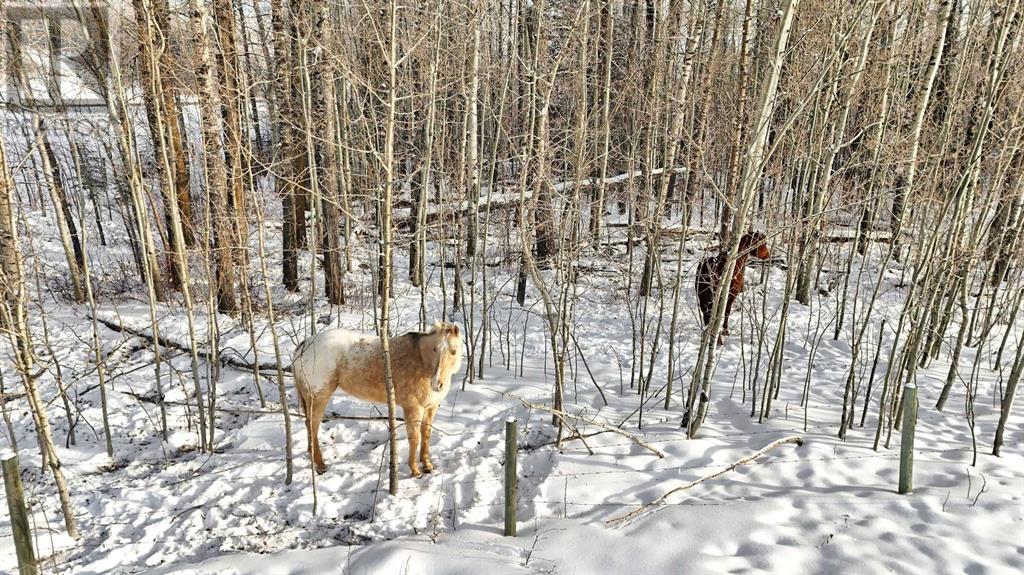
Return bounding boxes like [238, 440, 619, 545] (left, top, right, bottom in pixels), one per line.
[0, 185, 1022, 573]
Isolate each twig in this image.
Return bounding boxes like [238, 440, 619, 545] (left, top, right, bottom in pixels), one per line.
[492, 390, 665, 458]
[604, 435, 804, 527]
[971, 472, 987, 507]
[561, 408, 595, 455]
[170, 504, 204, 523]
[570, 332, 608, 406]
[527, 429, 613, 451]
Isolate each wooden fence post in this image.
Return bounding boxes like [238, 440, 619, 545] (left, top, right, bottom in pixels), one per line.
[898, 383, 917, 494]
[3, 454, 38, 575]
[504, 417, 518, 536]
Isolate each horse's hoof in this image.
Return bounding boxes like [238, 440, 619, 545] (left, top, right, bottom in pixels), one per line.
[411, 470, 422, 479]
[421, 462, 434, 474]
[315, 464, 327, 475]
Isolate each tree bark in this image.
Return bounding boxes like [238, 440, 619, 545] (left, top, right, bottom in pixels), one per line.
[274, 0, 300, 292]
[191, 0, 239, 315]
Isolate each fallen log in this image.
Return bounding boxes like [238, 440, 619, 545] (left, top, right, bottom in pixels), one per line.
[91, 316, 289, 375]
[123, 391, 394, 422]
[604, 435, 804, 528]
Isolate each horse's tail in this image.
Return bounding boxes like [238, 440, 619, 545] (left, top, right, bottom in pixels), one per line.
[695, 257, 715, 293]
[293, 362, 309, 419]
[290, 336, 314, 371]
[291, 339, 313, 420]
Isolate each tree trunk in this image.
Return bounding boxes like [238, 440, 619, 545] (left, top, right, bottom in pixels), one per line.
[689, 0, 801, 438]
[590, 0, 614, 244]
[213, 0, 247, 314]
[466, 7, 482, 259]
[0, 136, 80, 540]
[134, 0, 185, 289]
[153, 0, 195, 247]
[993, 339, 1024, 456]
[720, 0, 754, 246]
[274, 0, 300, 292]
[891, 0, 952, 260]
[36, 120, 86, 302]
[377, 0, 402, 495]
[192, 0, 239, 315]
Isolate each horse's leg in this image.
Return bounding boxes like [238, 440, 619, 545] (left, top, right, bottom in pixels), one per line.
[403, 405, 424, 478]
[697, 281, 713, 327]
[696, 261, 711, 327]
[294, 378, 312, 462]
[699, 291, 712, 327]
[722, 292, 737, 336]
[420, 405, 438, 473]
[308, 395, 329, 474]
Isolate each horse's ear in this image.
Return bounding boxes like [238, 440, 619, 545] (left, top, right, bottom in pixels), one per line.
[432, 320, 443, 333]
[447, 323, 460, 337]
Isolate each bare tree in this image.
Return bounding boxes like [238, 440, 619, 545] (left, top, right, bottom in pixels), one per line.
[0, 135, 80, 539]
[688, 0, 800, 438]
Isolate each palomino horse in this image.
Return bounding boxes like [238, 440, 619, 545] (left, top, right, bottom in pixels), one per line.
[695, 231, 770, 341]
[293, 322, 463, 477]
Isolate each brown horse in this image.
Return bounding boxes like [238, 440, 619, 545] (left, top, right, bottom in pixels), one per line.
[695, 231, 770, 340]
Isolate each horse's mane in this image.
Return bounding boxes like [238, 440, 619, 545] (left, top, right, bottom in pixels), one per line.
[404, 330, 431, 343]
[403, 322, 450, 341]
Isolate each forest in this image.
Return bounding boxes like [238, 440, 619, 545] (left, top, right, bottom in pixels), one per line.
[0, 0, 1022, 572]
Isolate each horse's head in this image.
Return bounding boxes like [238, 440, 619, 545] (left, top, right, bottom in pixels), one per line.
[742, 231, 770, 260]
[419, 322, 463, 392]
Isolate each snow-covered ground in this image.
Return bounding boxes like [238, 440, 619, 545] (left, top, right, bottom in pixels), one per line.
[1, 197, 1022, 574]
